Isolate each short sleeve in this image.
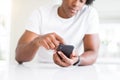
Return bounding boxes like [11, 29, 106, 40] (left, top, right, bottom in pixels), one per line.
[86, 7, 99, 34]
[25, 9, 42, 34]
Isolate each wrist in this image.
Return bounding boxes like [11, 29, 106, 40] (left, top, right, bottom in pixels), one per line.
[33, 36, 42, 47]
[73, 56, 81, 66]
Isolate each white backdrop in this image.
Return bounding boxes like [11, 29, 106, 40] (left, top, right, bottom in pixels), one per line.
[94, 0, 120, 22]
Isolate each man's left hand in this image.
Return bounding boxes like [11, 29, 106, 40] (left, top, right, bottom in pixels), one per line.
[53, 51, 79, 67]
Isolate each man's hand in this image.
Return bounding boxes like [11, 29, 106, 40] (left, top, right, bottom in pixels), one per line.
[53, 51, 79, 67]
[34, 32, 64, 50]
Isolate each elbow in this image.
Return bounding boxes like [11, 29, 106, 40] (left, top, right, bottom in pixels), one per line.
[15, 55, 24, 64]
[15, 48, 23, 64]
[89, 50, 98, 65]
[89, 56, 97, 65]
[88, 52, 98, 65]
[15, 57, 23, 64]
[15, 48, 33, 64]
[15, 56, 33, 64]
[15, 51, 33, 64]
[88, 53, 98, 65]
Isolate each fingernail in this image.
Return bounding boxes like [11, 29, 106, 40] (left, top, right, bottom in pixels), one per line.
[58, 51, 61, 54]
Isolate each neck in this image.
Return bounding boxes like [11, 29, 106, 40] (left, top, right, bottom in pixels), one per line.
[58, 6, 70, 19]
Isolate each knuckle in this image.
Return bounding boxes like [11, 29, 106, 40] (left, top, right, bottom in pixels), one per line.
[52, 32, 56, 35]
[51, 32, 56, 36]
[45, 36, 49, 39]
[42, 39, 46, 43]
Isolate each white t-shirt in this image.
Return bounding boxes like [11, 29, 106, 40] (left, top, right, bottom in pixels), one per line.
[25, 4, 99, 63]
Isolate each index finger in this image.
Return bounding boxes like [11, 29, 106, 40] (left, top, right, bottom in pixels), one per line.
[53, 33, 64, 44]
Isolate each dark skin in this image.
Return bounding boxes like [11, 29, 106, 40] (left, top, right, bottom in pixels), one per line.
[16, 0, 100, 67]
[53, 34, 99, 67]
[15, 31, 64, 63]
[53, 0, 99, 67]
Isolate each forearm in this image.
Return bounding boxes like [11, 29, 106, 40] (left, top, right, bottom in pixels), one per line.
[79, 50, 98, 66]
[15, 40, 39, 63]
[15, 32, 64, 64]
[79, 34, 99, 66]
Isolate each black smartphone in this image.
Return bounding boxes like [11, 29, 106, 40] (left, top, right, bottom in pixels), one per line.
[57, 44, 74, 58]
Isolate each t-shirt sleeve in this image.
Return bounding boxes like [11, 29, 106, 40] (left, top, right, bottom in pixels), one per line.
[25, 9, 42, 34]
[85, 7, 99, 34]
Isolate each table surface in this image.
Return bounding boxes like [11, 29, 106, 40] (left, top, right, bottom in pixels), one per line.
[0, 62, 120, 80]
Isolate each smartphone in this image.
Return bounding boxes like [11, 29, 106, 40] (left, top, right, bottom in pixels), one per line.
[57, 44, 74, 58]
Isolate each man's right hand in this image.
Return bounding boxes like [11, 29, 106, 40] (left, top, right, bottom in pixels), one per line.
[34, 32, 64, 50]
[16, 31, 64, 63]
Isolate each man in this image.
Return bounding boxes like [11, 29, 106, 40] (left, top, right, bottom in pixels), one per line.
[15, 0, 100, 67]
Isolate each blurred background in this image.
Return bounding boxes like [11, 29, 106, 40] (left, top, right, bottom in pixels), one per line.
[0, 0, 120, 64]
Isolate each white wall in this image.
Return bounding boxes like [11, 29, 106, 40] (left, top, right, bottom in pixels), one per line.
[10, 0, 120, 63]
[94, 0, 120, 22]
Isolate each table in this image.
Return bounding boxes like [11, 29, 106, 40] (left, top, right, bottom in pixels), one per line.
[0, 62, 120, 80]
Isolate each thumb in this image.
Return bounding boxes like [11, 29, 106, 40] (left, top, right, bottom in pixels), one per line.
[71, 51, 78, 57]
